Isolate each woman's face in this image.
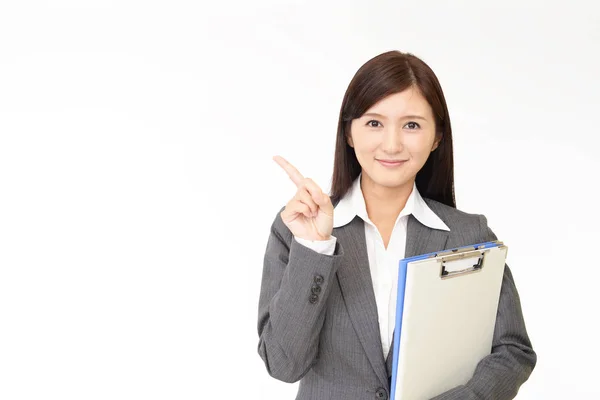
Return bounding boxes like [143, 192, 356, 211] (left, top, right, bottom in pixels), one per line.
[348, 86, 439, 192]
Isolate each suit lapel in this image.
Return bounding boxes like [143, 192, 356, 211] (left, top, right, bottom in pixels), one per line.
[335, 216, 388, 387]
[384, 214, 450, 376]
[405, 212, 451, 259]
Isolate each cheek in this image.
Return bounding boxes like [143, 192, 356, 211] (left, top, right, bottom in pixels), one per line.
[405, 135, 435, 156]
[352, 134, 379, 154]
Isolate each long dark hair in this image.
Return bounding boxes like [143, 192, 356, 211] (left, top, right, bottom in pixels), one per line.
[329, 50, 456, 208]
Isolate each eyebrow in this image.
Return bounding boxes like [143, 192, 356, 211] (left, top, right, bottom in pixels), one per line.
[362, 112, 428, 121]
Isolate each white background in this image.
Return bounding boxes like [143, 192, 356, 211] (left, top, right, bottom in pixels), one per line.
[1, 1, 598, 399]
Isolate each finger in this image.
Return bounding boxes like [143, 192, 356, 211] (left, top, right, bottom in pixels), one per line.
[282, 200, 311, 221]
[273, 155, 304, 187]
[294, 188, 319, 216]
[301, 178, 327, 206]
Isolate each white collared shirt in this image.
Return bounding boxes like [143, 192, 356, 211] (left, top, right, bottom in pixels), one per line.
[295, 173, 450, 359]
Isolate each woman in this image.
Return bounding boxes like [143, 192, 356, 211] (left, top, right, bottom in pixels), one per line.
[257, 50, 536, 400]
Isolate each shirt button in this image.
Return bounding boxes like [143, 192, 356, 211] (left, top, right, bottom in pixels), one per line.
[311, 284, 321, 294]
[309, 294, 319, 304]
[375, 388, 388, 400]
[314, 275, 324, 285]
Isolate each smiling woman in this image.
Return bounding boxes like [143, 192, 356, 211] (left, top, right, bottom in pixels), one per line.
[257, 50, 536, 400]
[331, 52, 455, 210]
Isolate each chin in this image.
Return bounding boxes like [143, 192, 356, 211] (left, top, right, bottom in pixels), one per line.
[368, 174, 412, 189]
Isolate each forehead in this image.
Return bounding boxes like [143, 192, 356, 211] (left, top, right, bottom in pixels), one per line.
[363, 87, 433, 119]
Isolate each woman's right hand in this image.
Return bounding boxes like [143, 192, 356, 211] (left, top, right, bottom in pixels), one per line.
[273, 155, 334, 241]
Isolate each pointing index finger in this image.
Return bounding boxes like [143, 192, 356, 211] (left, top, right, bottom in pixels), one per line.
[273, 155, 304, 187]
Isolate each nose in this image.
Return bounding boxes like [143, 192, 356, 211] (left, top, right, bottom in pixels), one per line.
[381, 126, 404, 153]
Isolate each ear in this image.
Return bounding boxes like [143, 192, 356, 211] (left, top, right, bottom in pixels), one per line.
[347, 135, 354, 148]
[431, 137, 441, 152]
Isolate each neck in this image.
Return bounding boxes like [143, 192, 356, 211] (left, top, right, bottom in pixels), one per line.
[360, 174, 414, 225]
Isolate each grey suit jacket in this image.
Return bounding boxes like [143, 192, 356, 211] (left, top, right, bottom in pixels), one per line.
[257, 197, 536, 400]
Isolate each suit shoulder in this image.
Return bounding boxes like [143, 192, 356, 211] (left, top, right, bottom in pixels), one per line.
[422, 197, 486, 232]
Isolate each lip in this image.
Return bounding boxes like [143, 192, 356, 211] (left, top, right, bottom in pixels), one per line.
[377, 159, 407, 167]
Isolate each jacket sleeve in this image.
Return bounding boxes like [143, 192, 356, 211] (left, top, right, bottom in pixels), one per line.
[257, 208, 345, 383]
[430, 215, 537, 400]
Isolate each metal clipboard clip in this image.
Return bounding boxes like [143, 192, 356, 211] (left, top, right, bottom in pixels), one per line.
[438, 249, 489, 279]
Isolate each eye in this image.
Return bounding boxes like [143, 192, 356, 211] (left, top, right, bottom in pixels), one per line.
[404, 121, 421, 130]
[366, 120, 382, 128]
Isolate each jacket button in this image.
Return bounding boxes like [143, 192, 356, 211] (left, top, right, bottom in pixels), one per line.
[311, 284, 321, 294]
[314, 275, 324, 285]
[309, 293, 319, 304]
[375, 388, 388, 400]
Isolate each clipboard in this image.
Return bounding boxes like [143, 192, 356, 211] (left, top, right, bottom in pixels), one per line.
[390, 240, 508, 400]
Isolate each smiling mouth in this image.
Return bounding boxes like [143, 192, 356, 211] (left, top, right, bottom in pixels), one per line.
[377, 160, 407, 168]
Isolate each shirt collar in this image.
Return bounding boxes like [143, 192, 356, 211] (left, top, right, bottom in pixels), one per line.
[333, 172, 450, 232]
